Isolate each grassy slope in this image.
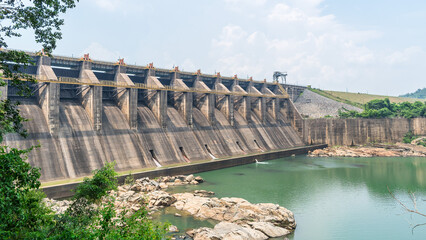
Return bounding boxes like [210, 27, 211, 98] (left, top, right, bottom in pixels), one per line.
[309, 88, 421, 108]
[325, 90, 420, 105]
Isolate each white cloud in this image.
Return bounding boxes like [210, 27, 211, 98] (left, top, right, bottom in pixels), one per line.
[385, 46, 423, 65]
[181, 59, 197, 72]
[212, 25, 247, 49]
[208, 0, 424, 94]
[268, 3, 307, 22]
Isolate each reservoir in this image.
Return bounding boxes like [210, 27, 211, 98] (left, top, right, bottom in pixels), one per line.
[162, 156, 426, 239]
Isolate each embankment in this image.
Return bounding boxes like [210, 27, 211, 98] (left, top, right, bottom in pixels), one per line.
[303, 118, 426, 146]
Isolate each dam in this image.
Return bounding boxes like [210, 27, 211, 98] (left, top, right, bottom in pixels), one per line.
[2, 52, 307, 182]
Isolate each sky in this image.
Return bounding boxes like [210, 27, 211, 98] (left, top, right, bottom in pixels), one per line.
[8, 0, 426, 96]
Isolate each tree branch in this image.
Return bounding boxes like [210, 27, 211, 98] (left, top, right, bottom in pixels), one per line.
[387, 186, 426, 218]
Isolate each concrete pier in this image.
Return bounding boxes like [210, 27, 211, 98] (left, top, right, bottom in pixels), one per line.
[233, 81, 251, 122]
[262, 83, 279, 121]
[144, 67, 168, 128]
[78, 58, 102, 131]
[248, 81, 266, 123]
[170, 70, 193, 126]
[35, 55, 60, 136]
[214, 75, 234, 125]
[194, 73, 215, 124]
[114, 63, 138, 129]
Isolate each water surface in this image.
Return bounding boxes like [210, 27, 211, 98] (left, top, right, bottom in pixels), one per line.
[168, 156, 426, 240]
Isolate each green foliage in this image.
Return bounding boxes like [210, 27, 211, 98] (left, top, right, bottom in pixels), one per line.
[50, 198, 169, 240]
[417, 139, 426, 147]
[0, 145, 53, 239]
[125, 172, 135, 185]
[74, 161, 118, 203]
[403, 131, 415, 144]
[0, 0, 78, 52]
[1, 0, 79, 140]
[339, 98, 426, 119]
[49, 164, 169, 240]
[0, 2, 170, 239]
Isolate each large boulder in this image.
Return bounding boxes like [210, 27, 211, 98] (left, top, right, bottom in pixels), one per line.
[172, 192, 296, 238]
[191, 222, 268, 240]
[147, 191, 176, 207]
[248, 222, 290, 238]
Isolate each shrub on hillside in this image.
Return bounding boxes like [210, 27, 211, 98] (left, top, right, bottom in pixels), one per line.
[339, 98, 426, 119]
[403, 131, 415, 144]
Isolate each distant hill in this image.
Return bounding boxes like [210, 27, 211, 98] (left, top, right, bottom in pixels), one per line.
[399, 88, 426, 99]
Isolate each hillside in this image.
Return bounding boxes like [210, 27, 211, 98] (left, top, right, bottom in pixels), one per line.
[399, 88, 426, 99]
[310, 88, 421, 108]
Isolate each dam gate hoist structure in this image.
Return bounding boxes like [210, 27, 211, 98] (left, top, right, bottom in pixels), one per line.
[1, 51, 306, 182]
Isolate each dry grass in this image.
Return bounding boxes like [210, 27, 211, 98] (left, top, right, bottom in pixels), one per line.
[322, 90, 420, 106]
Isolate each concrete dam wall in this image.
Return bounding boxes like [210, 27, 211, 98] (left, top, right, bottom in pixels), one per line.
[303, 118, 426, 146]
[3, 53, 304, 182]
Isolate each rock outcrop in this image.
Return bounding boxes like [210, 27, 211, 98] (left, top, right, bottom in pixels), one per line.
[44, 174, 296, 239]
[45, 174, 203, 214]
[309, 143, 426, 158]
[173, 193, 295, 239]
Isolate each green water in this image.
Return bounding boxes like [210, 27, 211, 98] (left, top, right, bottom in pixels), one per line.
[164, 156, 426, 239]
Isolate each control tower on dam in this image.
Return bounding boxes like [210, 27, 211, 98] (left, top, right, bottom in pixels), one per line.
[2, 51, 305, 182]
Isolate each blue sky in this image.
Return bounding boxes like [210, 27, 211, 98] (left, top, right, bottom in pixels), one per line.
[8, 0, 426, 96]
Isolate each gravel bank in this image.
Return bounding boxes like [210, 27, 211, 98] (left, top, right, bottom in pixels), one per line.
[294, 89, 362, 118]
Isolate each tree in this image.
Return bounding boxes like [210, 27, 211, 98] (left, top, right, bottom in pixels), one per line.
[0, 0, 78, 237]
[49, 162, 169, 240]
[339, 98, 426, 119]
[1, 3, 170, 239]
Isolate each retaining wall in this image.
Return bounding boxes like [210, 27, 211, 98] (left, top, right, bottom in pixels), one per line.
[303, 118, 426, 146]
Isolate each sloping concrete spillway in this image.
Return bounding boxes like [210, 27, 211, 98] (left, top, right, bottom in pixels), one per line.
[3, 53, 306, 182]
[5, 99, 304, 182]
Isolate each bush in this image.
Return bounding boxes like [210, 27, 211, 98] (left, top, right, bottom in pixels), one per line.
[403, 131, 415, 144]
[125, 172, 135, 185]
[49, 162, 170, 240]
[0, 146, 53, 239]
[339, 98, 426, 119]
[73, 161, 118, 203]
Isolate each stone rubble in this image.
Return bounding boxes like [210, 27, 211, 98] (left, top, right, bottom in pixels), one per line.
[44, 174, 203, 215]
[44, 174, 296, 239]
[309, 143, 426, 158]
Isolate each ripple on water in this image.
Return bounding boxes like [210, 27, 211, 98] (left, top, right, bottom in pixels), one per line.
[172, 155, 426, 240]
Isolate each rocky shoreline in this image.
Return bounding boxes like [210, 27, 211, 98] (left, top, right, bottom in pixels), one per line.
[44, 174, 295, 240]
[308, 143, 426, 158]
